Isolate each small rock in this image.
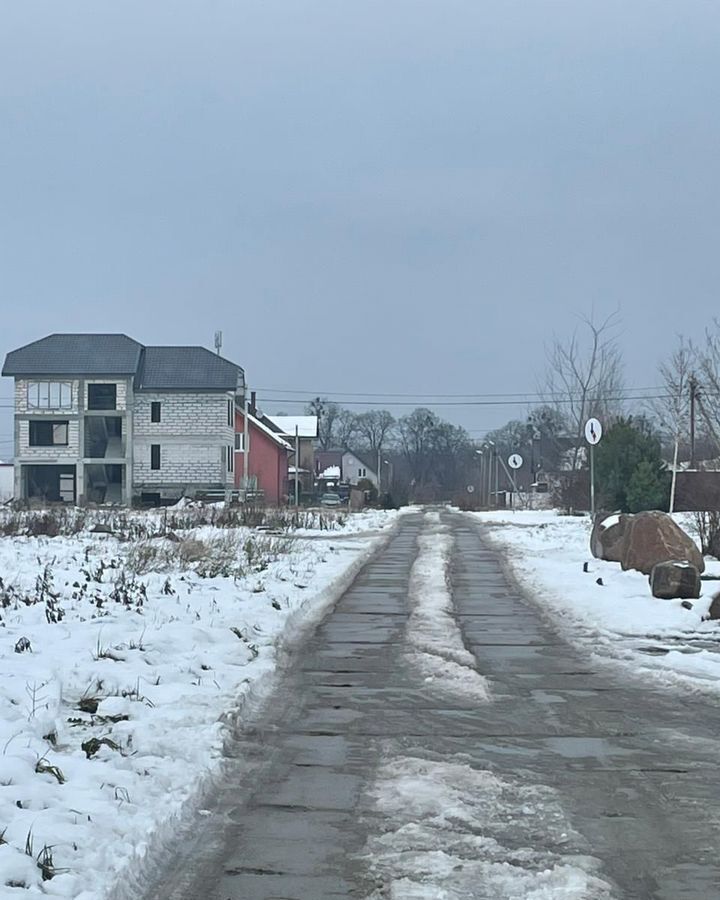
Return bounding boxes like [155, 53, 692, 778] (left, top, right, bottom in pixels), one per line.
[681, 601, 693, 610]
[650, 560, 701, 600]
[583, 562, 589, 573]
[596, 578, 604, 586]
[14, 637, 31, 654]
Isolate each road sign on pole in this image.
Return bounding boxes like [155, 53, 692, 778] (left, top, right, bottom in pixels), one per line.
[585, 418, 602, 445]
[584, 418, 603, 517]
[508, 453, 523, 470]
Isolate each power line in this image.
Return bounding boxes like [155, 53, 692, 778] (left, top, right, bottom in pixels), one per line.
[257, 393, 675, 409]
[256, 386, 669, 400]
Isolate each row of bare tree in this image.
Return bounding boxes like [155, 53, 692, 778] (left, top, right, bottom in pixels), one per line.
[297, 314, 720, 502]
[487, 313, 720, 470]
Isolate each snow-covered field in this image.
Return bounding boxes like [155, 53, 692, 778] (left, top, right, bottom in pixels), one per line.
[468, 509, 720, 694]
[0, 507, 399, 898]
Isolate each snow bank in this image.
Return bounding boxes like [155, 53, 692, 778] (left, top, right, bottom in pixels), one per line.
[405, 512, 490, 701]
[468, 510, 720, 695]
[0, 511, 398, 897]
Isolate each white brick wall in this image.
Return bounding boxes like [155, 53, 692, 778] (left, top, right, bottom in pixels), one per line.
[133, 392, 235, 489]
[17, 419, 80, 459]
[134, 392, 234, 436]
[133, 440, 224, 484]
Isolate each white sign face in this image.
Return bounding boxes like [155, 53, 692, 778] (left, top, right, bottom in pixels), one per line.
[466, 484, 475, 493]
[585, 418, 603, 446]
[508, 453, 523, 470]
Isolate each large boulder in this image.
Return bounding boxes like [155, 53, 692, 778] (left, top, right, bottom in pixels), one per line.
[590, 513, 632, 563]
[621, 510, 705, 576]
[649, 560, 701, 600]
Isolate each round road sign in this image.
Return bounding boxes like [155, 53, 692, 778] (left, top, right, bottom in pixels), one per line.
[466, 484, 475, 494]
[508, 453, 523, 470]
[585, 418, 603, 445]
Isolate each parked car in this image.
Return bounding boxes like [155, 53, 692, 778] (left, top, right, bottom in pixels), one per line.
[320, 492, 343, 507]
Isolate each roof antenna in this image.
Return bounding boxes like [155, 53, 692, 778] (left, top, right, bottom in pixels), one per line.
[214, 330, 223, 356]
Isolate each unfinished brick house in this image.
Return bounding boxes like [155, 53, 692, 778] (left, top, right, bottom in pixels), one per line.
[2, 334, 245, 505]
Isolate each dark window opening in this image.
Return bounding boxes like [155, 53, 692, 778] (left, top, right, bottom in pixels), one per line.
[84, 417, 123, 459]
[227, 399, 234, 427]
[151, 402, 161, 423]
[87, 383, 117, 410]
[85, 464, 124, 504]
[24, 465, 76, 503]
[29, 421, 69, 447]
[151, 444, 161, 470]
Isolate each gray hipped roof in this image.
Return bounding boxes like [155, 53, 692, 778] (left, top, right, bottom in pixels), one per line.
[135, 347, 242, 391]
[2, 334, 244, 392]
[2, 334, 143, 376]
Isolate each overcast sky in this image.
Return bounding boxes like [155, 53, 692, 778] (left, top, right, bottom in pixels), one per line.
[2, 0, 720, 454]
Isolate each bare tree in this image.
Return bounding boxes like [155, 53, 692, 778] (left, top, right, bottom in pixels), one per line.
[355, 410, 396, 452]
[306, 397, 340, 450]
[335, 409, 358, 449]
[648, 336, 694, 449]
[691, 321, 720, 457]
[397, 408, 473, 494]
[542, 312, 624, 470]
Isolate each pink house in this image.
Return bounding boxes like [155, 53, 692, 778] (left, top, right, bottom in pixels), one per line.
[234, 409, 291, 505]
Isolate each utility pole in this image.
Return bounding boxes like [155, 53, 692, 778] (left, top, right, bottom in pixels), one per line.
[689, 375, 698, 469]
[294, 424, 300, 510]
[243, 389, 250, 499]
[486, 442, 494, 506]
[494, 449, 499, 507]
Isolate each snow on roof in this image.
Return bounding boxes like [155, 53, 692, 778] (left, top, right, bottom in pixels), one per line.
[267, 416, 318, 438]
[319, 465, 341, 479]
[246, 412, 293, 450]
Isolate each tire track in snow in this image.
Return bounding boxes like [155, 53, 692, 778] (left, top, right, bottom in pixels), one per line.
[404, 511, 490, 701]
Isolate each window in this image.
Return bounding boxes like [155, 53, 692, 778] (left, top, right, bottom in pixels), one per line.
[235, 432, 245, 452]
[151, 402, 161, 423]
[358, 467, 366, 478]
[29, 421, 69, 446]
[150, 444, 161, 470]
[227, 445, 234, 473]
[27, 382, 72, 409]
[227, 399, 234, 427]
[87, 384, 117, 410]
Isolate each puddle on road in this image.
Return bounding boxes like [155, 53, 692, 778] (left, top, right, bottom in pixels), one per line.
[542, 737, 635, 759]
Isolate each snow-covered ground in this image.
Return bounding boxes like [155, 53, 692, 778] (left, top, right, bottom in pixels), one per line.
[467, 509, 720, 694]
[0, 508, 399, 898]
[362, 752, 614, 900]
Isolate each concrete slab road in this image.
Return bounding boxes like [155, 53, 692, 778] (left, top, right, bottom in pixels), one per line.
[143, 510, 720, 900]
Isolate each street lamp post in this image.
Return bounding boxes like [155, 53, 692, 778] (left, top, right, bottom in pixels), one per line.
[487, 441, 495, 506]
[475, 449, 484, 507]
